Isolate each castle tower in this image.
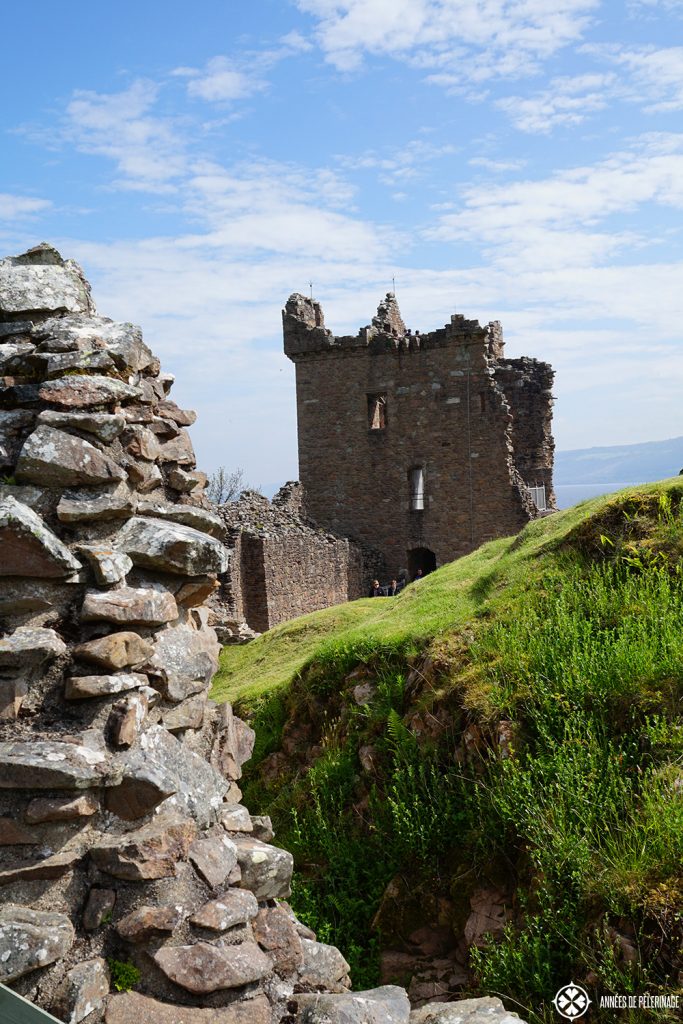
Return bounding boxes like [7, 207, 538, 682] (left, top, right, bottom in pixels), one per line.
[283, 293, 555, 580]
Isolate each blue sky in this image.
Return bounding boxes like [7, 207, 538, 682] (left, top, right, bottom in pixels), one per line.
[2, 0, 683, 491]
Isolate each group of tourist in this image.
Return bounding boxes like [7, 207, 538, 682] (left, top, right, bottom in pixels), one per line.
[368, 567, 424, 597]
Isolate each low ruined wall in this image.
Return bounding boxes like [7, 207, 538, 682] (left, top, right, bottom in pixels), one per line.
[215, 487, 368, 634]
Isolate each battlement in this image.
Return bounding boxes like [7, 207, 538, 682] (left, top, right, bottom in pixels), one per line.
[283, 292, 505, 361]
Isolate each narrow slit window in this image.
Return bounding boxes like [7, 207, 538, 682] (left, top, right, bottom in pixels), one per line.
[367, 393, 387, 430]
[409, 467, 425, 510]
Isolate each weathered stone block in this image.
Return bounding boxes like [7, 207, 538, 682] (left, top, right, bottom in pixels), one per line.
[57, 481, 137, 522]
[90, 816, 197, 879]
[296, 986, 410, 1024]
[0, 739, 109, 789]
[0, 496, 82, 577]
[52, 957, 110, 1024]
[153, 940, 272, 993]
[73, 631, 153, 671]
[16, 424, 126, 487]
[189, 890, 258, 931]
[0, 903, 75, 983]
[81, 586, 178, 626]
[116, 516, 228, 576]
[232, 835, 293, 900]
[65, 672, 148, 700]
[105, 991, 270, 1024]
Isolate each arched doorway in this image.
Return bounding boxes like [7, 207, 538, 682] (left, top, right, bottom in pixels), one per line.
[407, 547, 436, 580]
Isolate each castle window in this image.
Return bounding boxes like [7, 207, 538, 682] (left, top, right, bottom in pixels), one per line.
[409, 467, 425, 511]
[367, 393, 387, 430]
[527, 484, 547, 511]
[479, 393, 487, 414]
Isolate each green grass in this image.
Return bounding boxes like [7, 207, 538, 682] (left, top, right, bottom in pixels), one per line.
[210, 478, 683, 1022]
[211, 478, 683, 713]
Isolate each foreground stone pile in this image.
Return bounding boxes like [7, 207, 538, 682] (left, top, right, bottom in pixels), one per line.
[0, 244, 356, 1024]
[0, 244, 524, 1024]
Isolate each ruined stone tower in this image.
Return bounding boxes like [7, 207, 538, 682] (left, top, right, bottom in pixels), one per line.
[283, 293, 555, 579]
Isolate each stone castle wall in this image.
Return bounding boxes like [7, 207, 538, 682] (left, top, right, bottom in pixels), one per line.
[283, 293, 555, 577]
[0, 245, 357, 1024]
[214, 485, 366, 634]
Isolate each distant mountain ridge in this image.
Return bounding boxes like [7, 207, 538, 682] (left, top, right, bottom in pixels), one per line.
[555, 435, 683, 486]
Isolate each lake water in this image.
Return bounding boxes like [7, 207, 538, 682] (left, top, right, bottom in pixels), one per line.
[554, 483, 639, 509]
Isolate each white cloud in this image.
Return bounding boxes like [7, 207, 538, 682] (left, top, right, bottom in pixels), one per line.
[64, 80, 187, 191]
[497, 72, 614, 133]
[584, 44, 683, 113]
[0, 194, 51, 220]
[183, 57, 267, 103]
[468, 156, 527, 172]
[297, 0, 599, 80]
[336, 139, 456, 185]
[427, 136, 683, 271]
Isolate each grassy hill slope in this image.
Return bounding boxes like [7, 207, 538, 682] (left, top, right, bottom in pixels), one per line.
[211, 480, 683, 1023]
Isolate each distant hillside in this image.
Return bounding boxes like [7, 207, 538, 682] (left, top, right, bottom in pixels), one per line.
[555, 435, 683, 485]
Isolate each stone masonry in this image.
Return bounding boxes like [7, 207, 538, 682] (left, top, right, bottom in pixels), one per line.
[283, 293, 555, 579]
[213, 483, 375, 634]
[0, 244, 366, 1024]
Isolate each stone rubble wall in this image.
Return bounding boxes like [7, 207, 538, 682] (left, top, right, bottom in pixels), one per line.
[0, 244, 358, 1024]
[212, 485, 377, 635]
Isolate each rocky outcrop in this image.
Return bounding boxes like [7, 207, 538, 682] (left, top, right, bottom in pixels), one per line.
[0, 244, 354, 1024]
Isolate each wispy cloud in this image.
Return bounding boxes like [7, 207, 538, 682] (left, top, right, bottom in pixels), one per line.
[497, 72, 614, 133]
[584, 44, 683, 113]
[297, 0, 599, 81]
[426, 135, 683, 271]
[336, 140, 456, 186]
[0, 193, 51, 220]
[62, 80, 188, 192]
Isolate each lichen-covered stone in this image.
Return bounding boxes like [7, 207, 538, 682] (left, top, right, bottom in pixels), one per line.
[16, 424, 126, 487]
[57, 481, 137, 522]
[233, 835, 293, 900]
[148, 622, 219, 702]
[0, 739, 109, 789]
[116, 516, 228, 576]
[409, 998, 523, 1023]
[189, 834, 238, 888]
[297, 987, 410, 1024]
[65, 672, 148, 700]
[299, 938, 351, 991]
[153, 940, 272, 993]
[52, 957, 110, 1024]
[37, 409, 125, 443]
[0, 243, 94, 317]
[109, 725, 228, 826]
[189, 890, 258, 931]
[0, 496, 82, 577]
[34, 314, 156, 372]
[0, 903, 75, 983]
[115, 904, 183, 943]
[76, 544, 133, 584]
[39, 374, 140, 408]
